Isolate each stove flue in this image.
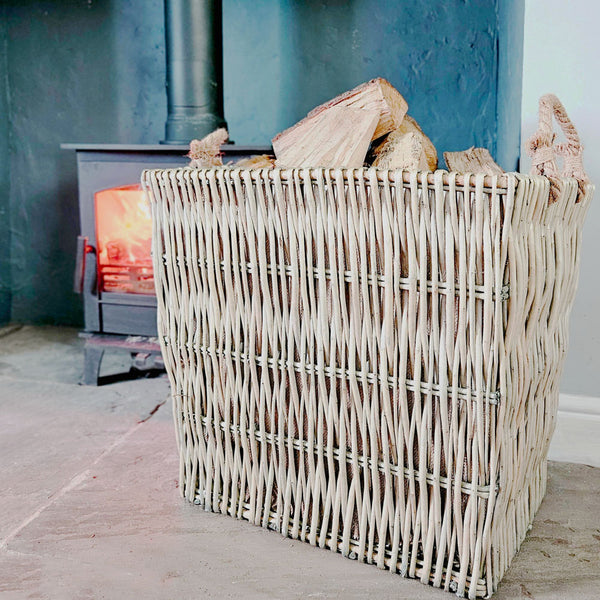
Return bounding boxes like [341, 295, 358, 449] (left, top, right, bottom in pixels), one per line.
[163, 0, 227, 144]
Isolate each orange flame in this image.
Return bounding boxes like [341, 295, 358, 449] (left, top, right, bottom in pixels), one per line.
[95, 184, 154, 294]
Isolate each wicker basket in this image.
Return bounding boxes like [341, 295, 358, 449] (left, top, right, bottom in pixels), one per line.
[142, 100, 593, 598]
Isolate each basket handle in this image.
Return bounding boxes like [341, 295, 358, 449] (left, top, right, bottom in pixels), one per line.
[525, 94, 589, 201]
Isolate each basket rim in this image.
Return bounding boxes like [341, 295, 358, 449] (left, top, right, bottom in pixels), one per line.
[142, 166, 593, 194]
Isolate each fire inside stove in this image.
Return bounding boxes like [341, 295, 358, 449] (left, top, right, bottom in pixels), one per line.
[95, 184, 154, 295]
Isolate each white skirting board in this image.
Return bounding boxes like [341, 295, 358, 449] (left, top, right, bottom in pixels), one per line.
[549, 394, 600, 467]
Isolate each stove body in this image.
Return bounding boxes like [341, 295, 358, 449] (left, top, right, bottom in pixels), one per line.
[66, 143, 269, 383]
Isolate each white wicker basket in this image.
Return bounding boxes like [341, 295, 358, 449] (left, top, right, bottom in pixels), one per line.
[142, 99, 593, 598]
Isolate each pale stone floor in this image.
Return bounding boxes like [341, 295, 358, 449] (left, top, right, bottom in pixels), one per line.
[0, 326, 598, 600]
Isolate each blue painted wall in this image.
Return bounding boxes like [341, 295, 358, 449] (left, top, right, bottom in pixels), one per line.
[224, 0, 507, 160]
[0, 6, 11, 324]
[0, 0, 523, 326]
[3, 1, 166, 326]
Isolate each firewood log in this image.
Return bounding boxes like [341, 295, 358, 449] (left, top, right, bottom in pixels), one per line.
[234, 155, 275, 168]
[372, 131, 429, 170]
[273, 106, 380, 168]
[396, 115, 438, 170]
[444, 147, 504, 175]
[272, 78, 408, 168]
[188, 128, 229, 168]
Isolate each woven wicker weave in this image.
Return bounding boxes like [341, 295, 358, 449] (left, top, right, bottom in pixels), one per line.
[143, 161, 591, 597]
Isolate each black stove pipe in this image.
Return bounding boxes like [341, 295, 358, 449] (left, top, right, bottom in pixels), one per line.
[163, 0, 227, 144]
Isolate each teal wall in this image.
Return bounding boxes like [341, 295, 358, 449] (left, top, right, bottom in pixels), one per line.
[0, 5, 10, 323]
[224, 0, 509, 158]
[4, 1, 166, 326]
[0, 0, 524, 326]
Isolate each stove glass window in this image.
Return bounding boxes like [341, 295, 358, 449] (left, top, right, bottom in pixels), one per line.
[94, 184, 154, 295]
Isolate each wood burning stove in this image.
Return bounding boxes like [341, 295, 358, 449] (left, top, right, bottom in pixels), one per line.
[63, 143, 269, 384]
[62, 0, 269, 384]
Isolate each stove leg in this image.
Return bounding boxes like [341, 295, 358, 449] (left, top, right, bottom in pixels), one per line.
[82, 346, 104, 386]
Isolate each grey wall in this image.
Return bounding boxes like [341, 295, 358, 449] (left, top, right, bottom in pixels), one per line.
[0, 0, 523, 326]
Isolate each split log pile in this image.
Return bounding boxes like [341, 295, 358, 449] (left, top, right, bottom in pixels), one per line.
[188, 78, 506, 174]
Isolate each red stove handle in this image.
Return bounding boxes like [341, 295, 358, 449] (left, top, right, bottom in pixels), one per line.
[74, 236, 95, 294]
